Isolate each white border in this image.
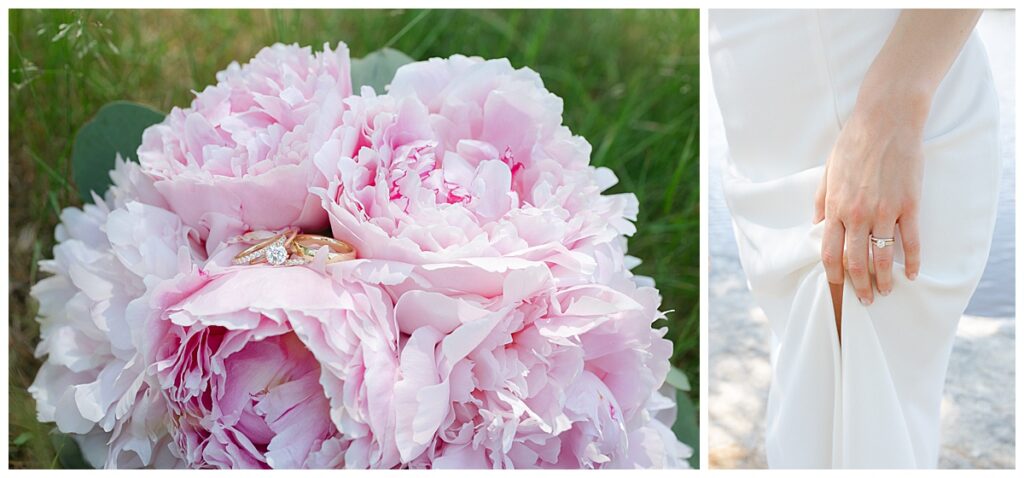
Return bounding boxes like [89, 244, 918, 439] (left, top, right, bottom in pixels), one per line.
[698, 6, 711, 473]
[1, 0, 1021, 8]
[3, 1, 1022, 476]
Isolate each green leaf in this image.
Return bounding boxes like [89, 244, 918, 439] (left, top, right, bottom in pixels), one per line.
[350, 48, 415, 94]
[13, 432, 33, 447]
[665, 365, 691, 392]
[72, 100, 165, 203]
[673, 388, 700, 469]
[48, 433, 92, 469]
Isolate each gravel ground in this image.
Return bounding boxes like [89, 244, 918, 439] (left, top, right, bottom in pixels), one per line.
[707, 9, 1016, 469]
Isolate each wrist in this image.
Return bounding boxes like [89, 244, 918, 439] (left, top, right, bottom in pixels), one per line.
[853, 73, 934, 135]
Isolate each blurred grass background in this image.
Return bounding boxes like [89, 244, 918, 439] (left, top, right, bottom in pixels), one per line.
[8, 9, 699, 468]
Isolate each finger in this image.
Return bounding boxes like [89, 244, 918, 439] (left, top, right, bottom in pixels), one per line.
[871, 224, 896, 296]
[898, 212, 921, 280]
[821, 219, 846, 285]
[845, 227, 873, 305]
[814, 169, 827, 223]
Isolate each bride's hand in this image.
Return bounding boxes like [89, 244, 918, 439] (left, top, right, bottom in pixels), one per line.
[812, 10, 981, 306]
[814, 94, 926, 305]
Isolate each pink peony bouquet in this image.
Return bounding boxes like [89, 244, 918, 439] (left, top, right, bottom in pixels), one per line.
[30, 42, 691, 469]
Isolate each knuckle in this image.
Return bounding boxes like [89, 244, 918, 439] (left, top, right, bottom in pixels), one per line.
[876, 204, 899, 221]
[847, 261, 868, 276]
[903, 196, 919, 211]
[821, 250, 839, 267]
[874, 257, 893, 270]
[846, 206, 867, 225]
[903, 238, 921, 254]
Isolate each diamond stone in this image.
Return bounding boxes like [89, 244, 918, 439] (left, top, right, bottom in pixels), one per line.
[265, 244, 288, 266]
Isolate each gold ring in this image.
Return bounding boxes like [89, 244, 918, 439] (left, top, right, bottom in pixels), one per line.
[233, 228, 299, 266]
[290, 234, 357, 264]
[869, 234, 896, 249]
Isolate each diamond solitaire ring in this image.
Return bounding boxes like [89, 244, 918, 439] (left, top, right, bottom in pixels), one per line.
[232, 228, 301, 266]
[869, 234, 895, 249]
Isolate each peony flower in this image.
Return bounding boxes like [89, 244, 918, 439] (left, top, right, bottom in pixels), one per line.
[32, 44, 690, 471]
[314, 55, 637, 285]
[306, 53, 685, 468]
[145, 259, 403, 469]
[384, 262, 688, 468]
[138, 43, 352, 250]
[29, 159, 197, 468]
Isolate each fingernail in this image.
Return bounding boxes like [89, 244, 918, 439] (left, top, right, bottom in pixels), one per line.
[859, 297, 870, 306]
[909, 272, 918, 281]
[879, 289, 890, 296]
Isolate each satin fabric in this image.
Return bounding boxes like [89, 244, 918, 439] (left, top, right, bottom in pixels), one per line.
[709, 10, 1000, 468]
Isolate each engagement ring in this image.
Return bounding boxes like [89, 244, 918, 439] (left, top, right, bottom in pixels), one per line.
[232, 229, 356, 267]
[232, 228, 301, 266]
[869, 234, 895, 249]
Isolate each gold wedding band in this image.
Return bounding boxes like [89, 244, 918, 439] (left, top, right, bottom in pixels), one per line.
[290, 234, 357, 264]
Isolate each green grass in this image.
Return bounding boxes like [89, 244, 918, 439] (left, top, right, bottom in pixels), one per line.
[8, 9, 699, 468]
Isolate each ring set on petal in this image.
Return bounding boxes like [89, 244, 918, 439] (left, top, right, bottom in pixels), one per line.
[232, 228, 356, 266]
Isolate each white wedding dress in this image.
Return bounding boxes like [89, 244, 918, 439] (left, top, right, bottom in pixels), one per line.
[709, 10, 1001, 468]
